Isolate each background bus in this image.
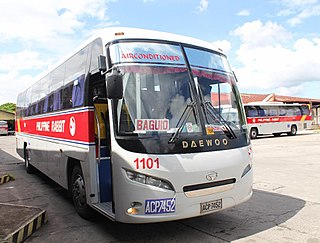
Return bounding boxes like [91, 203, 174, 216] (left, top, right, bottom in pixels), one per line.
[0, 120, 8, 135]
[244, 102, 312, 139]
[16, 27, 253, 223]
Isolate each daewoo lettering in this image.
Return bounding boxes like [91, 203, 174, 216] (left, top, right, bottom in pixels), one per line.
[181, 139, 228, 149]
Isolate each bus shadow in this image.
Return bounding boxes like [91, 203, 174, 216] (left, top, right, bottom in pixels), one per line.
[92, 189, 305, 242]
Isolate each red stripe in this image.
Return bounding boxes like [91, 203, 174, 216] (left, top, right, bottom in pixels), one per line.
[18, 110, 95, 143]
[247, 115, 312, 124]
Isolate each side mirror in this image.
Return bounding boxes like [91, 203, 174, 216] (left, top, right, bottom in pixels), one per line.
[106, 68, 123, 99]
[98, 55, 107, 72]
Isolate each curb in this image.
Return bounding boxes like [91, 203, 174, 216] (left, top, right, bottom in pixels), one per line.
[0, 174, 15, 185]
[0, 203, 48, 243]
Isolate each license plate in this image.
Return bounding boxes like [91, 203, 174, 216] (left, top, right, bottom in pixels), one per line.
[145, 198, 176, 214]
[200, 199, 222, 213]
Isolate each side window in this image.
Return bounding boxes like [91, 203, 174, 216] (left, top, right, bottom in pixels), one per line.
[61, 84, 73, 109]
[279, 106, 286, 116]
[301, 105, 310, 115]
[64, 46, 88, 108]
[31, 81, 40, 115]
[39, 75, 50, 114]
[268, 107, 278, 116]
[293, 106, 301, 116]
[246, 106, 258, 117]
[17, 92, 27, 118]
[90, 38, 103, 73]
[53, 89, 62, 111]
[47, 93, 54, 112]
[25, 88, 32, 117]
[71, 74, 85, 107]
[50, 64, 65, 111]
[258, 106, 266, 117]
[286, 107, 294, 116]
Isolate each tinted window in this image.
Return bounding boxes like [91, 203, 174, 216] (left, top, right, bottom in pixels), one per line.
[64, 46, 88, 108]
[90, 38, 103, 72]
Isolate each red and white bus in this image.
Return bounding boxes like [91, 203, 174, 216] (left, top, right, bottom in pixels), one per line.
[16, 27, 253, 223]
[244, 102, 312, 139]
[0, 120, 8, 135]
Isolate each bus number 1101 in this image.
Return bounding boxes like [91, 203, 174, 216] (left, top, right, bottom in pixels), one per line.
[134, 158, 160, 170]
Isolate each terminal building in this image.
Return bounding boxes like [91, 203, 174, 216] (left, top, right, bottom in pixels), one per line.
[0, 110, 15, 132]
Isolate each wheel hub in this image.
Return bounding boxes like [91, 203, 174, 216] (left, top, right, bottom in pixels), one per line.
[72, 175, 86, 207]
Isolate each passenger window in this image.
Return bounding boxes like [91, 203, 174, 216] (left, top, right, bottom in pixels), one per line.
[61, 84, 73, 109]
[53, 90, 62, 111]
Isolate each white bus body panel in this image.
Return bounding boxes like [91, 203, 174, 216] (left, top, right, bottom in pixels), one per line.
[110, 142, 253, 223]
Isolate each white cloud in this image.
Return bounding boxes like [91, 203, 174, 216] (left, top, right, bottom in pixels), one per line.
[237, 9, 251, 16]
[232, 21, 320, 95]
[276, 0, 320, 26]
[232, 20, 291, 48]
[0, 51, 48, 72]
[280, 0, 318, 8]
[287, 4, 320, 26]
[0, 71, 34, 103]
[196, 0, 209, 13]
[276, 85, 304, 97]
[0, 51, 51, 104]
[0, 0, 113, 42]
[0, 0, 115, 104]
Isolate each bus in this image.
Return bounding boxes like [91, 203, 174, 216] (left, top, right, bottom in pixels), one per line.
[16, 27, 253, 223]
[244, 102, 312, 139]
[0, 120, 8, 135]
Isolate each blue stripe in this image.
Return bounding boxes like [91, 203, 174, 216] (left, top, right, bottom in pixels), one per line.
[24, 106, 94, 120]
[20, 133, 95, 146]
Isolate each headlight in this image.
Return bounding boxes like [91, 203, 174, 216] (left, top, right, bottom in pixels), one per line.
[126, 170, 174, 191]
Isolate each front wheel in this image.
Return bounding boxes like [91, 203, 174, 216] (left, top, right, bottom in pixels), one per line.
[288, 125, 297, 136]
[71, 165, 93, 219]
[250, 128, 258, 139]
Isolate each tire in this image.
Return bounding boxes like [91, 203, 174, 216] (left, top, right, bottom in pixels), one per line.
[288, 125, 297, 136]
[24, 148, 34, 174]
[71, 165, 93, 219]
[250, 128, 258, 139]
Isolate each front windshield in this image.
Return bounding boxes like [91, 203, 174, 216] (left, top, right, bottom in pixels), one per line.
[184, 47, 246, 133]
[108, 41, 248, 153]
[109, 42, 199, 135]
[115, 65, 199, 135]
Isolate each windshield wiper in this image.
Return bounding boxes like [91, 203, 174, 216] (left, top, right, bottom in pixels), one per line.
[168, 101, 196, 144]
[204, 101, 237, 139]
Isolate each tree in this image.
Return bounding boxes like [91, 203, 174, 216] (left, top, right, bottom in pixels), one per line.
[0, 103, 16, 113]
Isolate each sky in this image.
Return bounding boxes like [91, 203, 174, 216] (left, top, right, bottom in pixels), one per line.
[1, 0, 320, 105]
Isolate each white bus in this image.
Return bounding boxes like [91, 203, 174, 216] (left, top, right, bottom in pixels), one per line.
[0, 120, 8, 135]
[16, 27, 253, 223]
[244, 102, 312, 139]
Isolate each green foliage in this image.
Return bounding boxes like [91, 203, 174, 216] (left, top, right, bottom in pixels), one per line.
[0, 103, 16, 113]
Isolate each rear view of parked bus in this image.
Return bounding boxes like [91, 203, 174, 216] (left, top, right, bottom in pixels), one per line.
[0, 121, 8, 135]
[244, 103, 312, 139]
[16, 28, 252, 223]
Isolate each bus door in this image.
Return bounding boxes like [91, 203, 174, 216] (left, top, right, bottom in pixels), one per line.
[93, 83, 113, 203]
